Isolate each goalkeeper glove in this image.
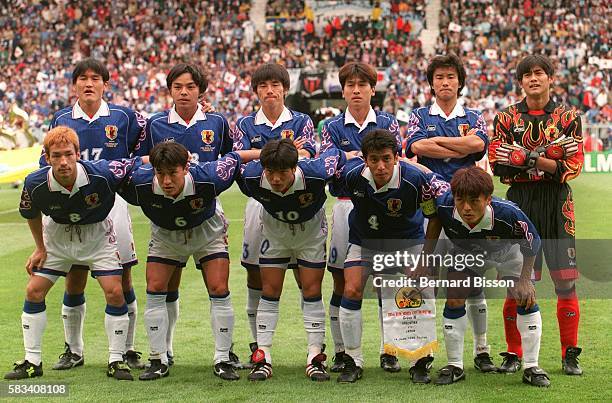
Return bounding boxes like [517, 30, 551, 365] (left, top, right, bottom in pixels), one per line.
[495, 143, 540, 169]
[539, 138, 579, 160]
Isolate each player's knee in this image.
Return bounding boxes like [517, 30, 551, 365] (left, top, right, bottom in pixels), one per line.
[301, 282, 322, 299]
[446, 298, 466, 308]
[25, 282, 46, 302]
[552, 278, 575, 293]
[102, 282, 125, 306]
[261, 284, 282, 300]
[343, 283, 363, 300]
[247, 271, 262, 289]
[207, 282, 229, 296]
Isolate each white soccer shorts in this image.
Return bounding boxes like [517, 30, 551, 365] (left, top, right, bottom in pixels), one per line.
[108, 195, 138, 268]
[327, 198, 353, 272]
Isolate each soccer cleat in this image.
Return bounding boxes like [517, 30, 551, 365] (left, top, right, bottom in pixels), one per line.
[306, 353, 330, 382]
[228, 344, 248, 370]
[139, 359, 169, 381]
[330, 351, 347, 373]
[380, 353, 401, 373]
[53, 343, 84, 370]
[434, 365, 465, 385]
[474, 352, 497, 373]
[4, 360, 43, 380]
[337, 354, 362, 383]
[107, 361, 133, 381]
[498, 352, 521, 373]
[124, 350, 145, 370]
[409, 356, 433, 384]
[245, 342, 258, 369]
[167, 353, 174, 367]
[214, 362, 240, 381]
[522, 366, 550, 387]
[247, 349, 272, 381]
[562, 346, 583, 375]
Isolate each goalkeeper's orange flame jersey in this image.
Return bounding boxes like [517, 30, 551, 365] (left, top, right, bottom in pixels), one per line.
[489, 99, 583, 184]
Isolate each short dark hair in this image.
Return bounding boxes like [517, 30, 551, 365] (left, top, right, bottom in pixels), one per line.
[338, 62, 377, 89]
[260, 139, 298, 170]
[361, 129, 398, 158]
[251, 63, 290, 91]
[426, 53, 466, 96]
[150, 142, 190, 171]
[72, 58, 110, 84]
[166, 63, 208, 94]
[450, 166, 494, 199]
[515, 54, 555, 82]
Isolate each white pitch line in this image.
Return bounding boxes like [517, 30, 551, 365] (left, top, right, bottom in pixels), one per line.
[0, 208, 18, 215]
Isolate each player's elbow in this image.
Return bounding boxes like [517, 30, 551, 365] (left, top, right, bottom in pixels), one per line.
[410, 141, 425, 156]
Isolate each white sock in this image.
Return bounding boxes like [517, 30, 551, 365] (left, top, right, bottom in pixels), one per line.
[378, 299, 385, 355]
[467, 296, 489, 355]
[517, 311, 542, 369]
[22, 306, 47, 366]
[105, 305, 129, 364]
[329, 294, 344, 353]
[339, 299, 363, 367]
[303, 297, 325, 364]
[246, 287, 261, 342]
[145, 293, 168, 365]
[126, 300, 137, 352]
[443, 305, 468, 369]
[210, 294, 234, 364]
[257, 296, 279, 364]
[166, 294, 179, 358]
[62, 302, 85, 357]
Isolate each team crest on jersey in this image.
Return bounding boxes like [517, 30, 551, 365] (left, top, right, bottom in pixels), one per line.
[201, 130, 215, 144]
[457, 124, 470, 136]
[105, 125, 118, 141]
[84, 193, 101, 209]
[298, 192, 314, 207]
[387, 198, 402, 216]
[281, 130, 294, 140]
[190, 198, 204, 210]
[395, 287, 423, 309]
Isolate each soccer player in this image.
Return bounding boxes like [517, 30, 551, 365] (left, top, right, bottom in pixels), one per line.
[235, 139, 347, 382]
[230, 63, 316, 361]
[142, 63, 235, 367]
[5, 126, 142, 381]
[45, 58, 147, 370]
[489, 54, 583, 375]
[430, 166, 549, 387]
[404, 53, 494, 373]
[336, 129, 443, 383]
[118, 142, 243, 381]
[319, 62, 402, 373]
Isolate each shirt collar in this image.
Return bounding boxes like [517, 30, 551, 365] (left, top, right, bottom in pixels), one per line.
[254, 106, 293, 130]
[517, 98, 556, 113]
[47, 162, 89, 197]
[168, 104, 207, 128]
[453, 204, 494, 232]
[361, 162, 400, 193]
[429, 101, 465, 120]
[260, 166, 305, 196]
[153, 171, 195, 202]
[72, 100, 110, 122]
[344, 107, 377, 132]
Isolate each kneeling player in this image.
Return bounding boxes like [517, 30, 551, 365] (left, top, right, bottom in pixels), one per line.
[5, 127, 142, 381]
[236, 139, 347, 381]
[432, 166, 550, 387]
[118, 142, 242, 381]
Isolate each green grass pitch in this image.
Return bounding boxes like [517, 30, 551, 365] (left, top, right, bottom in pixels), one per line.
[0, 174, 610, 402]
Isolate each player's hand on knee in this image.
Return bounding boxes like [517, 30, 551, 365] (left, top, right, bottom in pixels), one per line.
[513, 278, 536, 310]
[26, 248, 47, 275]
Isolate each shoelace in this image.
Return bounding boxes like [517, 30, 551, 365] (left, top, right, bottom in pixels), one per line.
[65, 224, 82, 242]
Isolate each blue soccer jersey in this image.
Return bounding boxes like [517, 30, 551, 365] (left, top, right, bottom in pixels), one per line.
[119, 152, 240, 230]
[20, 158, 141, 224]
[231, 107, 316, 157]
[237, 150, 345, 224]
[143, 105, 233, 163]
[404, 103, 489, 181]
[319, 108, 401, 197]
[340, 158, 447, 245]
[43, 100, 147, 166]
[434, 190, 541, 257]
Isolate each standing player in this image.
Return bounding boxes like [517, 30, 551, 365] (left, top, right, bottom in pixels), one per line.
[404, 54, 494, 373]
[5, 127, 142, 381]
[231, 63, 316, 360]
[46, 58, 147, 371]
[235, 139, 348, 381]
[430, 166, 549, 387]
[489, 54, 583, 375]
[119, 142, 244, 381]
[319, 62, 403, 373]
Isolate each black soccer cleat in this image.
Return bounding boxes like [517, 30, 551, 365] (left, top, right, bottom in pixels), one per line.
[498, 352, 521, 373]
[214, 362, 240, 381]
[434, 365, 465, 385]
[139, 359, 169, 381]
[409, 356, 434, 384]
[522, 366, 550, 387]
[337, 354, 362, 383]
[124, 350, 145, 370]
[107, 361, 133, 381]
[562, 346, 583, 375]
[474, 352, 497, 373]
[166, 352, 174, 367]
[330, 351, 347, 373]
[4, 360, 43, 380]
[306, 352, 330, 382]
[247, 349, 272, 381]
[380, 353, 401, 373]
[53, 343, 84, 370]
[227, 344, 248, 370]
